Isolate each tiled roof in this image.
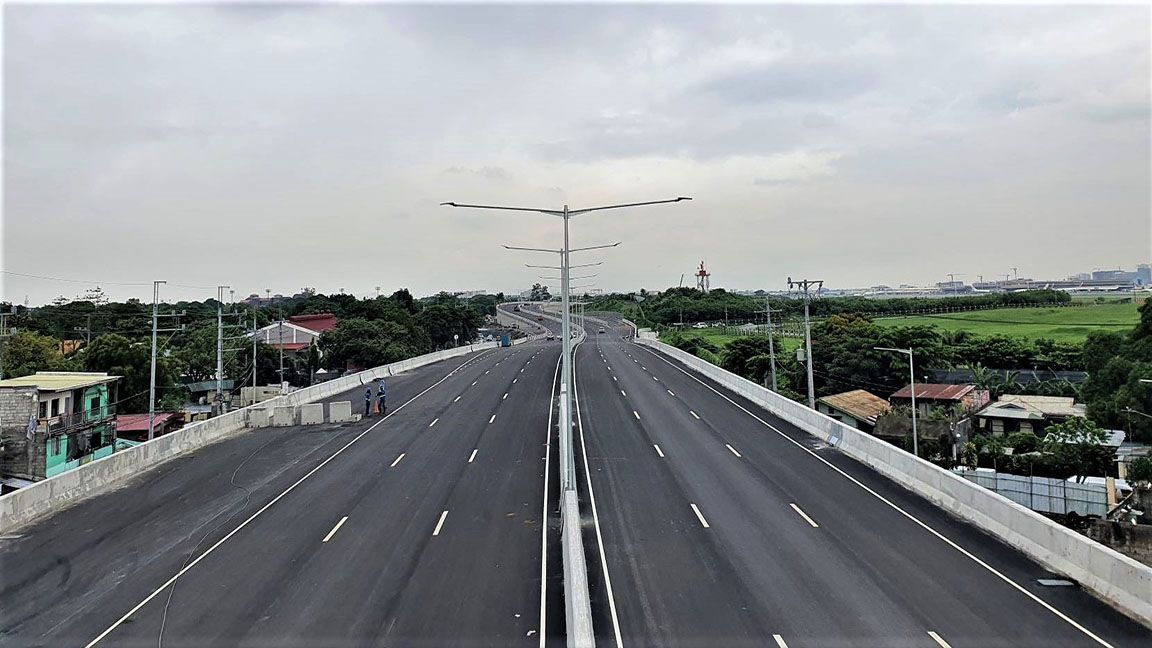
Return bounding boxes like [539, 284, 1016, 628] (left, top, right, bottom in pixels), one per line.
[288, 313, 338, 333]
[818, 389, 891, 425]
[892, 383, 976, 401]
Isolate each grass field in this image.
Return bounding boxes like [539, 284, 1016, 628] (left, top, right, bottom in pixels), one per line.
[669, 328, 802, 353]
[873, 303, 1140, 343]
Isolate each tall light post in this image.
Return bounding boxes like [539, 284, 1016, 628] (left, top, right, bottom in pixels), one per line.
[444, 197, 691, 493]
[876, 346, 919, 457]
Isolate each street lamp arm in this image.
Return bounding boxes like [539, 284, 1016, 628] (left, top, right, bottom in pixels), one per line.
[442, 202, 564, 216]
[569, 242, 621, 253]
[503, 245, 561, 253]
[568, 197, 692, 216]
[873, 346, 913, 356]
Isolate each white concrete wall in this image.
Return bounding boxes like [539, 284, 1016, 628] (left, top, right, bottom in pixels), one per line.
[329, 401, 353, 423]
[635, 337, 1152, 627]
[298, 403, 324, 425]
[0, 341, 499, 532]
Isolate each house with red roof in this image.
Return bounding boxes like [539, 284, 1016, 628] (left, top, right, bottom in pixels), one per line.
[252, 313, 338, 352]
[890, 383, 990, 417]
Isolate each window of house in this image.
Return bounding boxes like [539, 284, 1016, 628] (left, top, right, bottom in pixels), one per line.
[89, 397, 100, 416]
[39, 401, 47, 419]
[50, 398, 60, 417]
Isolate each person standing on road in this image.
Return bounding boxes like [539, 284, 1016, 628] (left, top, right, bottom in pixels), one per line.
[365, 387, 373, 417]
[377, 380, 387, 416]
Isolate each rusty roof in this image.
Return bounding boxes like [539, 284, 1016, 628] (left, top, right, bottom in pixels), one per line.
[818, 389, 891, 425]
[891, 383, 976, 401]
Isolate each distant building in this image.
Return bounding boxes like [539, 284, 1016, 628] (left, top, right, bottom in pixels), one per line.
[0, 372, 121, 486]
[251, 312, 338, 352]
[1137, 264, 1151, 285]
[975, 395, 1087, 436]
[891, 383, 990, 417]
[115, 412, 183, 442]
[817, 390, 890, 433]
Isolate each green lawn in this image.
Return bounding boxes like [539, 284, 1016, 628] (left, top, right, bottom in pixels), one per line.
[873, 303, 1140, 343]
[668, 327, 801, 353]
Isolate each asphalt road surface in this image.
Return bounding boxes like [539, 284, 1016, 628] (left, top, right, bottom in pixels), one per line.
[1, 339, 566, 648]
[574, 316, 1151, 648]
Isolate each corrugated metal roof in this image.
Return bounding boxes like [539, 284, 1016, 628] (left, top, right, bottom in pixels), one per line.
[892, 383, 975, 401]
[818, 389, 891, 425]
[288, 313, 338, 333]
[992, 395, 1086, 418]
[116, 412, 179, 432]
[0, 372, 119, 392]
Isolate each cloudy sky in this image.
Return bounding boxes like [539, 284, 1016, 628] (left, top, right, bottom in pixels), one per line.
[2, 2, 1149, 305]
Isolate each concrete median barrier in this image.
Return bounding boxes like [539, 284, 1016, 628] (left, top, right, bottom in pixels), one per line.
[329, 401, 353, 423]
[272, 406, 297, 427]
[299, 403, 324, 425]
[635, 336, 1152, 627]
[247, 407, 272, 429]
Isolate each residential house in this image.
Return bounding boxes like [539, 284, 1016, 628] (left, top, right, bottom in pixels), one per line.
[890, 383, 990, 418]
[817, 390, 891, 433]
[0, 372, 120, 486]
[975, 395, 1087, 436]
[252, 312, 338, 353]
[115, 412, 183, 442]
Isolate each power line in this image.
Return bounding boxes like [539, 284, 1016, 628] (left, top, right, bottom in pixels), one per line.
[2, 270, 221, 291]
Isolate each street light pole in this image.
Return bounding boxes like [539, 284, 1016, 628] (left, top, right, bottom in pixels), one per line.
[876, 346, 918, 457]
[445, 196, 691, 493]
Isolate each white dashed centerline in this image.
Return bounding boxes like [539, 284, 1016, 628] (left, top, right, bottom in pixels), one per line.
[725, 444, 743, 458]
[432, 510, 449, 536]
[689, 411, 700, 420]
[790, 503, 820, 528]
[667, 389, 675, 396]
[773, 636, 789, 648]
[453, 396, 461, 403]
[429, 418, 439, 428]
[633, 410, 640, 420]
[654, 444, 665, 458]
[621, 390, 627, 397]
[503, 393, 509, 400]
[322, 516, 349, 543]
[390, 453, 405, 467]
[690, 503, 710, 528]
[468, 449, 478, 463]
[489, 414, 496, 424]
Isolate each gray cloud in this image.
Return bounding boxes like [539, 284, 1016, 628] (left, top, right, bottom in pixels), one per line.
[2, 4, 1148, 304]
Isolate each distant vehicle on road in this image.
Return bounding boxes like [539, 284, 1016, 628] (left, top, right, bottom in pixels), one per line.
[598, 327, 606, 334]
[546, 334, 555, 341]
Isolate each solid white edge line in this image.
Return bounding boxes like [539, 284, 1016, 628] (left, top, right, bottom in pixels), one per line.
[790, 503, 820, 528]
[322, 516, 349, 543]
[690, 503, 710, 528]
[538, 352, 562, 648]
[725, 444, 742, 458]
[82, 350, 493, 648]
[654, 444, 665, 458]
[468, 448, 478, 463]
[390, 453, 405, 467]
[572, 339, 625, 648]
[429, 417, 439, 427]
[633, 343, 1116, 648]
[928, 631, 953, 648]
[773, 635, 789, 648]
[432, 510, 449, 536]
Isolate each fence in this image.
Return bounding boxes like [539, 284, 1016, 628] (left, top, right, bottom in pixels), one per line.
[954, 470, 1109, 517]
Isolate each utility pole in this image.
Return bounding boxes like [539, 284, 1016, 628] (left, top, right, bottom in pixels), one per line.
[148, 280, 165, 440]
[756, 296, 778, 391]
[252, 311, 258, 402]
[0, 306, 17, 381]
[788, 277, 822, 408]
[215, 285, 230, 417]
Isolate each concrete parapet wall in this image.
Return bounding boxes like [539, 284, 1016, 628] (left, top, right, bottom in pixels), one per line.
[634, 337, 1152, 627]
[299, 403, 324, 425]
[329, 401, 353, 423]
[1, 341, 499, 532]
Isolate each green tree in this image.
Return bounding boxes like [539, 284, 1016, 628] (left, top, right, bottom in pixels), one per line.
[529, 283, 551, 301]
[79, 334, 182, 413]
[1042, 417, 1116, 480]
[319, 319, 425, 370]
[0, 331, 77, 378]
